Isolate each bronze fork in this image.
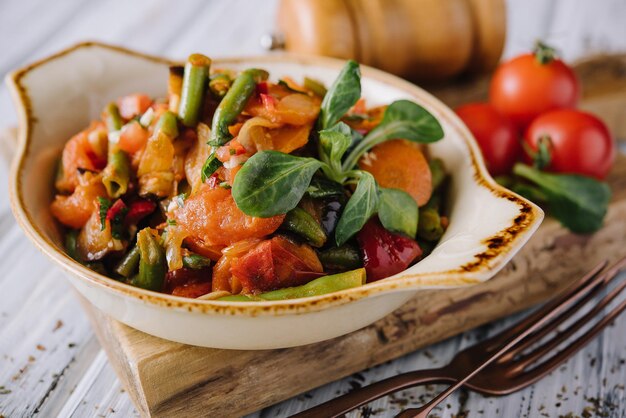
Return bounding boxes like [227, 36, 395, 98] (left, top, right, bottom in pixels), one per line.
[292, 256, 626, 418]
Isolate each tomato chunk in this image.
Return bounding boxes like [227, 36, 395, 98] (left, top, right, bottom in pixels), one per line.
[166, 267, 212, 297]
[119, 121, 149, 154]
[174, 185, 284, 247]
[231, 236, 323, 293]
[117, 93, 153, 120]
[356, 219, 422, 282]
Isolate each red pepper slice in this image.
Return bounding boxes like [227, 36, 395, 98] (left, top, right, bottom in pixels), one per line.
[106, 199, 128, 223]
[256, 81, 269, 95]
[356, 219, 422, 282]
[125, 199, 156, 226]
[85, 148, 107, 170]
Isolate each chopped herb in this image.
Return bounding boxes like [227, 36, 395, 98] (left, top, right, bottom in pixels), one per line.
[98, 197, 112, 231]
[167, 219, 177, 226]
[201, 152, 223, 182]
[219, 181, 232, 189]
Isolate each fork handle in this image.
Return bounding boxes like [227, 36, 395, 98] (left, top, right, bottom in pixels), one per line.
[291, 368, 454, 418]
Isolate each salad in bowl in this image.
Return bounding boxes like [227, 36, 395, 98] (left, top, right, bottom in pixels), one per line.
[50, 54, 448, 301]
[7, 43, 542, 348]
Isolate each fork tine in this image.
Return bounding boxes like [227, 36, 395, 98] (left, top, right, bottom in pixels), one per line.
[509, 275, 626, 373]
[499, 256, 626, 362]
[507, 296, 626, 390]
[483, 260, 608, 352]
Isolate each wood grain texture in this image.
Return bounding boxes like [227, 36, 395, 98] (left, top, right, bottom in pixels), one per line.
[77, 56, 626, 418]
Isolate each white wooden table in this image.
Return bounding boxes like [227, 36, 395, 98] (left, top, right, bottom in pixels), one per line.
[1, 1, 625, 417]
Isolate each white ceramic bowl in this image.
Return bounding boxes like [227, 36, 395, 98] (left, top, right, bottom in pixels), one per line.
[6, 42, 543, 349]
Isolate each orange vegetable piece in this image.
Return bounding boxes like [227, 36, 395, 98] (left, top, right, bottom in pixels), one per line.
[50, 177, 107, 229]
[270, 123, 312, 154]
[171, 281, 212, 298]
[359, 139, 433, 206]
[245, 93, 320, 125]
[118, 120, 149, 154]
[56, 122, 105, 193]
[184, 237, 224, 261]
[174, 185, 285, 247]
[230, 236, 323, 293]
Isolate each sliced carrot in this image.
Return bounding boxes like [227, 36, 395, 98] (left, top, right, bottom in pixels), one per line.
[359, 139, 433, 206]
[174, 185, 285, 247]
[269, 123, 312, 153]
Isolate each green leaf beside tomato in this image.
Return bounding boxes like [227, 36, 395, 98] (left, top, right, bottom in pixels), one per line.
[513, 163, 611, 233]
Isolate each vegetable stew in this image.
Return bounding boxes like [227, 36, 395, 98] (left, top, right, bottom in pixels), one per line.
[50, 56, 448, 301]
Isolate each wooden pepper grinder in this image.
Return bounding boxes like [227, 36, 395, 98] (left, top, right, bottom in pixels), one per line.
[272, 0, 506, 82]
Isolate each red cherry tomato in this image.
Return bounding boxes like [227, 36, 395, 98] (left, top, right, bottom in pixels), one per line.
[524, 109, 615, 179]
[356, 219, 422, 282]
[489, 46, 579, 132]
[455, 103, 521, 176]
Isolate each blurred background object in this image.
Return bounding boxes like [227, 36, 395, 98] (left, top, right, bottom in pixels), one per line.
[2, 0, 626, 128]
[275, 0, 506, 82]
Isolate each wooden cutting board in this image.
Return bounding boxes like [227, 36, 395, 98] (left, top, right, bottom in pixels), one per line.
[73, 56, 626, 417]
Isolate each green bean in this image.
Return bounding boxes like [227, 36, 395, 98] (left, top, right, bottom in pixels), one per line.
[155, 111, 179, 138]
[417, 208, 444, 241]
[282, 207, 326, 247]
[209, 73, 232, 98]
[65, 230, 81, 262]
[318, 245, 362, 270]
[102, 150, 131, 198]
[219, 268, 366, 301]
[131, 229, 167, 291]
[304, 77, 327, 97]
[210, 68, 269, 146]
[182, 254, 212, 269]
[115, 245, 140, 278]
[178, 54, 211, 128]
[105, 102, 123, 132]
[429, 158, 446, 191]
